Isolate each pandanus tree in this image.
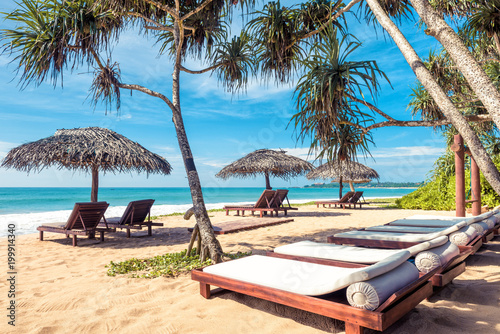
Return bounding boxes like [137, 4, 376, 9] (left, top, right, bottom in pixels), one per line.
[245, 0, 500, 193]
[0, 0, 257, 262]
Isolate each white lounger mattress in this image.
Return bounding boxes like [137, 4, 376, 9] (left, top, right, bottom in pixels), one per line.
[203, 252, 411, 296]
[365, 225, 447, 233]
[273, 237, 448, 263]
[334, 222, 467, 242]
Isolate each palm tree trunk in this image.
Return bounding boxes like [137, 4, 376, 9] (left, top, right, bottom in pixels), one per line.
[172, 21, 223, 262]
[364, 0, 500, 195]
[409, 0, 500, 131]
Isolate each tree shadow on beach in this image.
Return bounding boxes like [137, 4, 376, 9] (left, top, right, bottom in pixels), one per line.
[41, 226, 194, 250]
[284, 210, 351, 218]
[215, 290, 344, 333]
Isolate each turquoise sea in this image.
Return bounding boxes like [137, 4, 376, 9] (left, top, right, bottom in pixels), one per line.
[0, 187, 416, 237]
[0, 187, 415, 215]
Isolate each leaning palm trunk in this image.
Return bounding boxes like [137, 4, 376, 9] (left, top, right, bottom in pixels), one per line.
[364, 0, 500, 195]
[409, 0, 500, 131]
[171, 22, 223, 263]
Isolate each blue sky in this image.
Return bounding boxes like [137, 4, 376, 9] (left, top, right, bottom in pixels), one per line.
[0, 0, 447, 189]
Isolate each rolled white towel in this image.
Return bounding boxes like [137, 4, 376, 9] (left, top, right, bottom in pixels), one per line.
[470, 221, 490, 235]
[346, 261, 418, 311]
[449, 226, 477, 246]
[414, 242, 460, 273]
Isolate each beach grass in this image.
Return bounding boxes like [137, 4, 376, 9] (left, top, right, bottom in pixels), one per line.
[150, 199, 398, 220]
[106, 248, 251, 278]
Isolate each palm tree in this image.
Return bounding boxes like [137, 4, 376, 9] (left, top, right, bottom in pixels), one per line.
[465, 0, 500, 55]
[291, 26, 380, 162]
[362, 0, 500, 194]
[1, 0, 257, 263]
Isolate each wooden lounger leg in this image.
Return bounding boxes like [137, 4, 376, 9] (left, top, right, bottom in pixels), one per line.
[200, 283, 211, 299]
[72, 235, 77, 247]
[316, 203, 319, 208]
[126, 228, 131, 238]
[148, 225, 152, 236]
[345, 322, 364, 334]
[39, 231, 43, 241]
[100, 231, 105, 242]
[225, 210, 229, 216]
[88, 231, 95, 239]
[259, 211, 263, 218]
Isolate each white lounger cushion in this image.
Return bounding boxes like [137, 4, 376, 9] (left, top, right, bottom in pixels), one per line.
[388, 218, 464, 227]
[334, 222, 467, 242]
[203, 253, 410, 296]
[274, 241, 404, 264]
[405, 212, 494, 224]
[273, 237, 448, 264]
[346, 262, 419, 310]
[365, 225, 447, 234]
[414, 242, 460, 273]
[449, 226, 478, 246]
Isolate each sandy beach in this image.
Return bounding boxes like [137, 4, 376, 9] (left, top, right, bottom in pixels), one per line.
[1, 205, 499, 334]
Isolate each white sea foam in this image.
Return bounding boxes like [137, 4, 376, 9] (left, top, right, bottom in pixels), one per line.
[0, 196, 387, 238]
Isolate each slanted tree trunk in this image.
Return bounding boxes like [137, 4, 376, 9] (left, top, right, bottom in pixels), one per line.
[409, 0, 500, 131]
[364, 0, 500, 195]
[172, 20, 223, 262]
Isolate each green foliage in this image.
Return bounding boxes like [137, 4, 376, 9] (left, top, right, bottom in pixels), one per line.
[396, 173, 456, 210]
[290, 25, 387, 162]
[210, 32, 256, 93]
[397, 159, 500, 210]
[106, 248, 251, 278]
[1, 0, 122, 87]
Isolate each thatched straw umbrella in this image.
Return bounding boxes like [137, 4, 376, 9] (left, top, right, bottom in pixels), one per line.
[1, 127, 172, 202]
[216, 149, 314, 189]
[307, 160, 379, 198]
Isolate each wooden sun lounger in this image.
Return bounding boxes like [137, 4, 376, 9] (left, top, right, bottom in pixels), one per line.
[339, 191, 370, 209]
[270, 189, 298, 215]
[265, 246, 471, 289]
[37, 202, 111, 246]
[315, 191, 354, 208]
[99, 199, 162, 238]
[327, 233, 484, 255]
[224, 190, 279, 218]
[192, 266, 436, 334]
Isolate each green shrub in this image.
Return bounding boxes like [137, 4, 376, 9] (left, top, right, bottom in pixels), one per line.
[397, 164, 500, 210]
[106, 248, 251, 278]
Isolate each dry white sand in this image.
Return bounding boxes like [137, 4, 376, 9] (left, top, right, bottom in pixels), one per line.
[1, 205, 499, 334]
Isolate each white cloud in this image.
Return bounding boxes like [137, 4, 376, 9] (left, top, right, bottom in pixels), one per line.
[0, 141, 20, 159]
[369, 146, 444, 159]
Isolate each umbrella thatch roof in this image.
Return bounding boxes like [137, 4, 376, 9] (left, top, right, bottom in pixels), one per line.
[216, 149, 314, 181]
[1, 127, 172, 175]
[307, 160, 379, 181]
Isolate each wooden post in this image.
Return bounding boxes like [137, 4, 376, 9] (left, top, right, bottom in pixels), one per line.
[91, 164, 99, 202]
[339, 176, 343, 199]
[470, 156, 481, 216]
[453, 135, 466, 217]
